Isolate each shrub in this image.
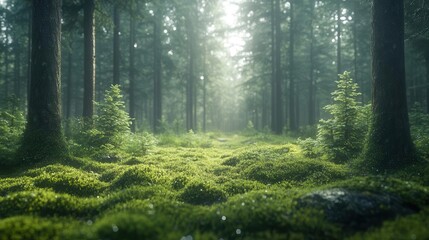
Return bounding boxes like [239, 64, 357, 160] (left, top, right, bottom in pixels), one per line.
[125, 132, 158, 156]
[409, 105, 429, 158]
[96, 85, 131, 148]
[0, 97, 25, 166]
[300, 71, 368, 162]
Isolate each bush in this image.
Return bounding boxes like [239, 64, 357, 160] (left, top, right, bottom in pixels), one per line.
[409, 105, 429, 158]
[299, 72, 368, 162]
[125, 132, 158, 156]
[96, 85, 131, 148]
[0, 97, 25, 166]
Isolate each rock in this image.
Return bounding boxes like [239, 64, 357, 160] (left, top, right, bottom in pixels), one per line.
[297, 188, 418, 231]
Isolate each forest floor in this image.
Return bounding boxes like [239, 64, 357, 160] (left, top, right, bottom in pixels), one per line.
[0, 133, 428, 239]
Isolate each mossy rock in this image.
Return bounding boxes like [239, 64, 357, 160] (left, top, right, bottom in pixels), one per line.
[297, 188, 418, 231]
[179, 181, 227, 205]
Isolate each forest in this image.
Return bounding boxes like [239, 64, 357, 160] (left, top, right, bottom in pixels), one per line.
[0, 0, 428, 239]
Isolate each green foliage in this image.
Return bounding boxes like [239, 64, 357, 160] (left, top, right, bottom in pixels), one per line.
[124, 132, 158, 156]
[68, 85, 156, 160]
[297, 137, 322, 158]
[179, 181, 227, 205]
[158, 131, 213, 148]
[0, 98, 25, 166]
[0, 216, 71, 240]
[92, 212, 166, 240]
[242, 159, 349, 185]
[0, 133, 427, 239]
[111, 166, 168, 189]
[96, 85, 131, 148]
[0, 190, 99, 218]
[349, 208, 429, 240]
[409, 105, 429, 158]
[300, 72, 369, 162]
[31, 165, 108, 197]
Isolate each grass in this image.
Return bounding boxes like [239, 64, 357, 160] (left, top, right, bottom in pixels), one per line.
[0, 133, 428, 239]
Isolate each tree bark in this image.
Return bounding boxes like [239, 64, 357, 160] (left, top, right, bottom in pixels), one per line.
[425, 52, 429, 113]
[13, 38, 21, 100]
[337, 0, 342, 75]
[27, 9, 32, 107]
[20, 0, 66, 162]
[365, 0, 415, 170]
[186, 13, 195, 132]
[83, 0, 95, 119]
[289, 0, 297, 131]
[129, 4, 136, 132]
[270, 0, 277, 133]
[153, 9, 162, 133]
[308, 0, 316, 126]
[113, 3, 120, 86]
[65, 48, 73, 136]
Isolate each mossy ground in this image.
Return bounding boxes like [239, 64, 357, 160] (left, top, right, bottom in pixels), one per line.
[0, 133, 428, 239]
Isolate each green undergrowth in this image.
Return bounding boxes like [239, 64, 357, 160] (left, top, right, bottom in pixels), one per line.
[0, 134, 428, 239]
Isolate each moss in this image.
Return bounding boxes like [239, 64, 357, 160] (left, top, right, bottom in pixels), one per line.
[327, 176, 429, 208]
[0, 216, 75, 240]
[0, 176, 35, 196]
[242, 159, 349, 185]
[17, 128, 68, 164]
[0, 190, 101, 218]
[348, 208, 429, 240]
[32, 165, 108, 196]
[179, 181, 227, 205]
[92, 212, 166, 240]
[111, 166, 168, 189]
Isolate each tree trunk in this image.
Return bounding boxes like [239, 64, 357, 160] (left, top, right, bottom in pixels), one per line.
[27, 9, 32, 107]
[365, 0, 415, 170]
[202, 39, 207, 132]
[153, 10, 162, 133]
[353, 0, 361, 102]
[289, 0, 297, 131]
[13, 39, 21, 100]
[65, 48, 73, 136]
[113, 3, 120, 86]
[186, 13, 195, 132]
[270, 0, 284, 134]
[308, 0, 316, 126]
[20, 0, 66, 162]
[83, 0, 95, 119]
[337, 0, 342, 75]
[425, 50, 429, 113]
[4, 29, 10, 98]
[270, 0, 276, 133]
[129, 4, 136, 132]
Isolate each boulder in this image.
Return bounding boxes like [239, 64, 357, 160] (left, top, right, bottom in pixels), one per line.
[297, 188, 418, 231]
